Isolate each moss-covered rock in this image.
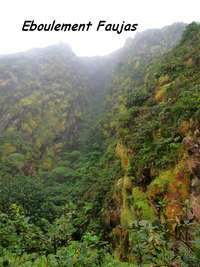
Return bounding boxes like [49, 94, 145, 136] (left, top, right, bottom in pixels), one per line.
[120, 207, 135, 227]
[132, 187, 156, 221]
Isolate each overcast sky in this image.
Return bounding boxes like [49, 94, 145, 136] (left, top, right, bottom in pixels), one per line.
[0, 0, 199, 56]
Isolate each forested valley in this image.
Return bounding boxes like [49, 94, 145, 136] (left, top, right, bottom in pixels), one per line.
[0, 22, 200, 266]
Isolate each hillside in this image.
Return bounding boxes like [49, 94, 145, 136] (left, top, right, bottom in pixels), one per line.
[0, 22, 200, 266]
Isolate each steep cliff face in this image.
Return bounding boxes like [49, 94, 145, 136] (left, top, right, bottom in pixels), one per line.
[103, 22, 200, 265]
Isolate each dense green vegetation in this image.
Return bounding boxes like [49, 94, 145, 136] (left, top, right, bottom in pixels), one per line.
[0, 22, 200, 266]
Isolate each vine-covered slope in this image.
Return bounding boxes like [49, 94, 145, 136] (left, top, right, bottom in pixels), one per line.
[103, 22, 200, 266]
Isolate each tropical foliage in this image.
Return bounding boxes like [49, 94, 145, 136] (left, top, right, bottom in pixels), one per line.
[0, 22, 200, 266]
